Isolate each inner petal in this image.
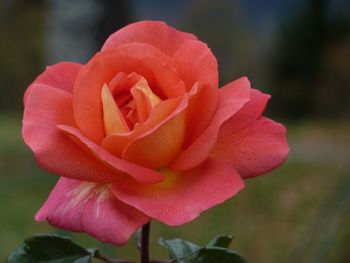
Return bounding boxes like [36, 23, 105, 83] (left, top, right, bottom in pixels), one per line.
[109, 72, 141, 107]
[130, 77, 161, 123]
[101, 84, 130, 136]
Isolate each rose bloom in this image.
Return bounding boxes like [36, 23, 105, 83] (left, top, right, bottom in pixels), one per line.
[22, 21, 289, 245]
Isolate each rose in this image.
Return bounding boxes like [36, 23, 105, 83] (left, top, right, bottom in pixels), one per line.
[22, 21, 289, 245]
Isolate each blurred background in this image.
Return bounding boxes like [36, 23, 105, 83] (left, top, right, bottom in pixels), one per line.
[1, 0, 350, 262]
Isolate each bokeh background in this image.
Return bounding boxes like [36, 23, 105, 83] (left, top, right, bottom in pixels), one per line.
[1, 0, 350, 262]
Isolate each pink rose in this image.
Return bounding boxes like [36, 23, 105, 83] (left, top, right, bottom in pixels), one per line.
[22, 21, 289, 245]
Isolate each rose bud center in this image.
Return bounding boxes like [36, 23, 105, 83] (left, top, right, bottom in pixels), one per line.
[101, 72, 162, 136]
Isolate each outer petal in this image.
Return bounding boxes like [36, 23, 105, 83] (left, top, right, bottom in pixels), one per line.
[24, 62, 82, 104]
[111, 158, 244, 226]
[171, 77, 251, 171]
[36, 177, 150, 245]
[57, 125, 165, 184]
[22, 85, 128, 183]
[212, 117, 289, 178]
[102, 21, 197, 56]
[74, 43, 185, 143]
[220, 89, 271, 133]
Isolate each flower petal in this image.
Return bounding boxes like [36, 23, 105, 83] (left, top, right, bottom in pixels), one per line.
[122, 101, 186, 169]
[171, 77, 251, 171]
[74, 43, 185, 143]
[36, 177, 150, 245]
[212, 117, 289, 178]
[220, 89, 271, 133]
[130, 77, 161, 123]
[57, 125, 165, 184]
[24, 62, 82, 104]
[172, 40, 218, 90]
[111, 158, 244, 226]
[101, 96, 183, 157]
[183, 82, 217, 147]
[102, 21, 197, 56]
[101, 84, 130, 135]
[22, 85, 127, 183]
[171, 40, 219, 145]
[109, 72, 140, 107]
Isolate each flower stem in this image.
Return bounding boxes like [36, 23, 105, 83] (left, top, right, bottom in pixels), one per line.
[141, 222, 151, 263]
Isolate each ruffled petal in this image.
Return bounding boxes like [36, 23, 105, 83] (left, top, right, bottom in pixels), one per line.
[111, 158, 244, 226]
[130, 77, 161, 123]
[102, 21, 197, 56]
[122, 100, 186, 169]
[22, 85, 127, 183]
[36, 177, 150, 245]
[24, 62, 82, 104]
[171, 77, 251, 171]
[219, 89, 271, 133]
[101, 96, 183, 157]
[212, 117, 289, 178]
[73, 43, 185, 143]
[57, 125, 165, 184]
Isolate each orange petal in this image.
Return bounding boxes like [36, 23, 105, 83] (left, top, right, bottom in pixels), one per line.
[109, 72, 141, 107]
[102, 21, 197, 56]
[182, 82, 218, 148]
[122, 103, 186, 169]
[170, 77, 251, 171]
[73, 43, 185, 144]
[130, 77, 161, 123]
[101, 96, 183, 157]
[101, 84, 130, 135]
[57, 125, 165, 183]
[172, 40, 218, 91]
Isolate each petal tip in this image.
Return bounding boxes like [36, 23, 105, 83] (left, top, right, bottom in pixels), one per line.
[34, 210, 47, 222]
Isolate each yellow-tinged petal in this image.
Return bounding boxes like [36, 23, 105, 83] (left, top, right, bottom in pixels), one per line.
[101, 96, 183, 157]
[130, 77, 161, 123]
[122, 107, 186, 169]
[101, 84, 130, 135]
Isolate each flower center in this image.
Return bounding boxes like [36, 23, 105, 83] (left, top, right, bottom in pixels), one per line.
[101, 72, 161, 136]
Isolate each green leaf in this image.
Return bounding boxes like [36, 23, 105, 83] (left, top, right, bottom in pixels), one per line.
[185, 247, 248, 263]
[7, 234, 93, 263]
[159, 238, 201, 260]
[207, 235, 233, 248]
